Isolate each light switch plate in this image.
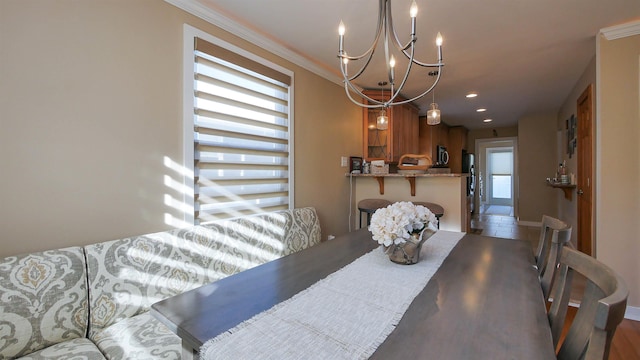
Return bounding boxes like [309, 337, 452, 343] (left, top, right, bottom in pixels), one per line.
[341, 156, 348, 167]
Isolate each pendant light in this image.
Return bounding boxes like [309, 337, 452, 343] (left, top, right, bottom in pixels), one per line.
[376, 84, 389, 130]
[426, 90, 441, 125]
[377, 108, 389, 130]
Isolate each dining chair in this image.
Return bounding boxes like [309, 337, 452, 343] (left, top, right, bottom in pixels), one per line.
[534, 216, 571, 279]
[547, 247, 628, 360]
[540, 226, 572, 300]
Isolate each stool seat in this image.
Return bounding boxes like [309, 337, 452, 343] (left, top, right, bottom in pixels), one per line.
[358, 199, 392, 228]
[412, 201, 444, 228]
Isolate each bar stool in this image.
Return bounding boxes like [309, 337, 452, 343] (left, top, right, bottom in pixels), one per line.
[413, 201, 444, 228]
[358, 199, 391, 228]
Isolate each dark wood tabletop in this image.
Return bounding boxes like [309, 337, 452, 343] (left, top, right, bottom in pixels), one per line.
[151, 229, 555, 359]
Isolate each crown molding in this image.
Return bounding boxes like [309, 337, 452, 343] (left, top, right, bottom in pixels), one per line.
[600, 19, 640, 40]
[164, 0, 343, 86]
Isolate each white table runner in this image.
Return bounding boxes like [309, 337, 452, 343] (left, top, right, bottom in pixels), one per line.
[200, 230, 464, 360]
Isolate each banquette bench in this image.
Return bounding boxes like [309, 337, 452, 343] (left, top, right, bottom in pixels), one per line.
[0, 207, 321, 359]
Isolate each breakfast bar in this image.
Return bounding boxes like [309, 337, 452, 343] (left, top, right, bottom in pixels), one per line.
[350, 173, 469, 232]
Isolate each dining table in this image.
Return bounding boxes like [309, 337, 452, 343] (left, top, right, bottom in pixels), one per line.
[151, 228, 556, 359]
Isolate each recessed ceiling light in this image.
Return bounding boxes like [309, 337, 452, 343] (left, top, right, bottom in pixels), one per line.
[466, 93, 478, 98]
[483, 118, 493, 123]
[476, 108, 487, 112]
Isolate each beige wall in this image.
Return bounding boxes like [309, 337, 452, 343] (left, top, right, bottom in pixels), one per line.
[467, 126, 519, 152]
[0, 0, 361, 257]
[517, 113, 558, 222]
[597, 33, 640, 307]
[557, 56, 597, 247]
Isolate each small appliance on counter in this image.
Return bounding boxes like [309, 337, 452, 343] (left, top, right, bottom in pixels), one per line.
[435, 145, 449, 167]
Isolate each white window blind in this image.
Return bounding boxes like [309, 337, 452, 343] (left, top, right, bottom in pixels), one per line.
[192, 37, 292, 223]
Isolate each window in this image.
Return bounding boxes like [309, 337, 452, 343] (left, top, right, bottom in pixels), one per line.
[184, 28, 293, 224]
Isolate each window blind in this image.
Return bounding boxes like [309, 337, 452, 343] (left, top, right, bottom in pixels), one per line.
[193, 38, 291, 223]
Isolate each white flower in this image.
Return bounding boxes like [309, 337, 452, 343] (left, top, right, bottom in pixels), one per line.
[368, 201, 438, 246]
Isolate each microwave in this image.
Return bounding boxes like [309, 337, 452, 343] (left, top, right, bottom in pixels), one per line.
[437, 145, 449, 165]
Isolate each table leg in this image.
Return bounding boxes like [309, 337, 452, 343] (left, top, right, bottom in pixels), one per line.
[182, 340, 199, 360]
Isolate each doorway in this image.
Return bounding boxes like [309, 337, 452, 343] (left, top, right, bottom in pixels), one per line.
[475, 138, 518, 217]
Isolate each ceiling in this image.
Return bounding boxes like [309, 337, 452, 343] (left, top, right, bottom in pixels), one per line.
[176, 0, 640, 129]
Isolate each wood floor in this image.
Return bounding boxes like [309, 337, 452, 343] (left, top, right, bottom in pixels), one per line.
[471, 210, 640, 360]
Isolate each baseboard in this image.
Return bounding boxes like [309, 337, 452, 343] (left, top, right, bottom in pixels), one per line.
[625, 305, 640, 321]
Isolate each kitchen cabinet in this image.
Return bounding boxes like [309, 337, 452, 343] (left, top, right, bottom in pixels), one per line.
[418, 120, 449, 164]
[363, 90, 419, 163]
[447, 126, 468, 173]
[418, 122, 468, 173]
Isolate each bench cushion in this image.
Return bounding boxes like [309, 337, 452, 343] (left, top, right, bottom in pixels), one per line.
[0, 247, 89, 359]
[15, 338, 106, 360]
[91, 312, 180, 360]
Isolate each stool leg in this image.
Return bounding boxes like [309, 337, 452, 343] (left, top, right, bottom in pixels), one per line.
[366, 212, 372, 226]
[359, 211, 363, 229]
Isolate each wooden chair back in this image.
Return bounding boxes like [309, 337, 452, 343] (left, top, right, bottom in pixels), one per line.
[548, 247, 628, 360]
[540, 226, 572, 299]
[535, 215, 570, 275]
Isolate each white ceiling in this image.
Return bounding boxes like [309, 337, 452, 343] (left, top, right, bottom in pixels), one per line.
[175, 0, 640, 129]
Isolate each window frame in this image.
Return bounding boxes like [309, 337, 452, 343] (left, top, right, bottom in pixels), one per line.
[182, 25, 295, 225]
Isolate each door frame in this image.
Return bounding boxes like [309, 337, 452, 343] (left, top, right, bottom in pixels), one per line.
[475, 137, 519, 218]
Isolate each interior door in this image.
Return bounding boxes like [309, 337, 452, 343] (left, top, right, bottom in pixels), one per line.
[577, 85, 593, 256]
[487, 148, 514, 206]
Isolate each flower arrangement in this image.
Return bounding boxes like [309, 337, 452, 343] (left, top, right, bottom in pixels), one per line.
[368, 201, 438, 247]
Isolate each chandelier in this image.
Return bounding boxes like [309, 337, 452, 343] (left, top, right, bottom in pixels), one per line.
[338, 0, 444, 110]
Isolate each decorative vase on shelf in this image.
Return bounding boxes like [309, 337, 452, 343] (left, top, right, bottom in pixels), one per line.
[384, 227, 437, 265]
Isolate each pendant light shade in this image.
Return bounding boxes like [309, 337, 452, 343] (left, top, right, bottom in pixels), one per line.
[427, 103, 441, 125]
[377, 108, 389, 130]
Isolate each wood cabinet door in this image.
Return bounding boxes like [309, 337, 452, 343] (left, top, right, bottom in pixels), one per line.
[448, 126, 468, 173]
[362, 90, 419, 163]
[364, 107, 390, 161]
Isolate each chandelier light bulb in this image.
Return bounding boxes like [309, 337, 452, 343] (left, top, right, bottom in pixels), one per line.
[436, 32, 443, 46]
[338, 21, 345, 36]
[389, 56, 396, 68]
[410, 1, 418, 17]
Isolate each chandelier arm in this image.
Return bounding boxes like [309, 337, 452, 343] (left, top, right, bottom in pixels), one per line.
[341, 62, 386, 107]
[340, 49, 379, 83]
[387, 43, 416, 105]
[338, 0, 386, 82]
[387, 66, 443, 106]
[343, 83, 388, 108]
